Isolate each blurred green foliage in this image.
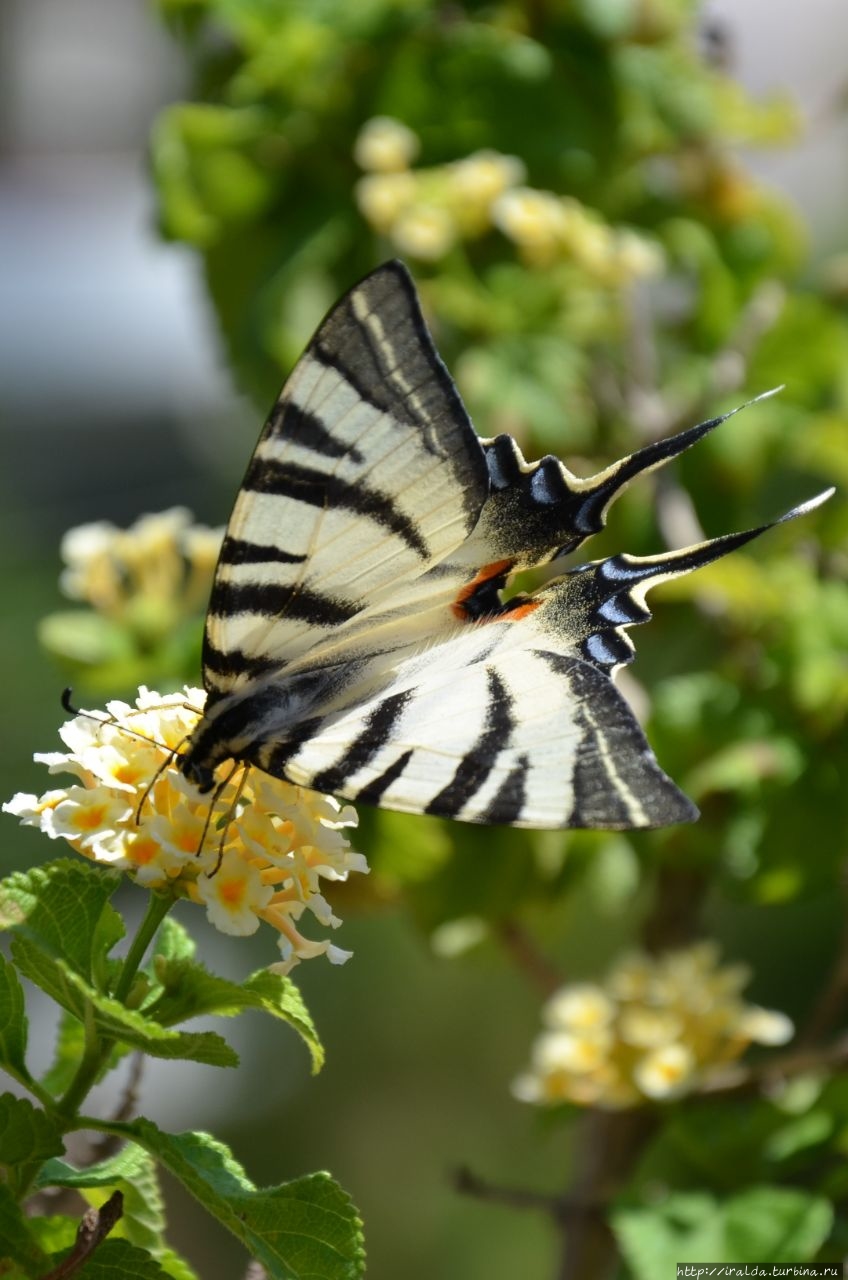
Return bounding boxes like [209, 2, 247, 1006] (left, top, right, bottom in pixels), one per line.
[44, 0, 848, 1274]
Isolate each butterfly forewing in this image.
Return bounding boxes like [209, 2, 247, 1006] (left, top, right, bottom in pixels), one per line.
[203, 261, 490, 696]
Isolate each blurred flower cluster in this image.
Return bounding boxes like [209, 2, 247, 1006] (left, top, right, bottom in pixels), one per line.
[4, 689, 366, 971]
[354, 116, 663, 283]
[60, 506, 221, 631]
[514, 942, 793, 1109]
[40, 508, 223, 688]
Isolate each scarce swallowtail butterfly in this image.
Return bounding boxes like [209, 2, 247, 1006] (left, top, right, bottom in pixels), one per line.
[178, 261, 831, 830]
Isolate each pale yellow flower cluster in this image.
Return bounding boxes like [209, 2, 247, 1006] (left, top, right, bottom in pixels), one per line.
[353, 116, 665, 282]
[514, 942, 793, 1110]
[3, 690, 366, 972]
[492, 188, 665, 281]
[354, 116, 525, 261]
[60, 508, 222, 627]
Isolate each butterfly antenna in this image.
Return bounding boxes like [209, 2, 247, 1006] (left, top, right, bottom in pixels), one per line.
[195, 760, 243, 874]
[207, 763, 251, 879]
[133, 739, 187, 825]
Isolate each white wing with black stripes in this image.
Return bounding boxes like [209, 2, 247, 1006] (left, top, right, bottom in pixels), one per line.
[179, 260, 832, 828]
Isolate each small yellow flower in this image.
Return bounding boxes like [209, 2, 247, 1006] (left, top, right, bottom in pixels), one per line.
[544, 983, 616, 1032]
[492, 187, 571, 266]
[634, 1043, 696, 1099]
[446, 150, 526, 235]
[390, 204, 457, 262]
[4, 689, 365, 970]
[353, 116, 419, 173]
[355, 172, 418, 234]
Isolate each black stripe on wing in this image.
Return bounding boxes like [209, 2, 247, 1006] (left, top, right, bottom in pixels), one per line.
[355, 749, 414, 806]
[311, 261, 481, 464]
[243, 457, 430, 559]
[424, 669, 515, 817]
[268, 399, 365, 464]
[208, 581, 360, 626]
[218, 536, 307, 567]
[478, 754, 529, 825]
[308, 690, 414, 795]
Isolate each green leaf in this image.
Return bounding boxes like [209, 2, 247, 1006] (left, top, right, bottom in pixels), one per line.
[148, 959, 323, 1073]
[240, 971, 324, 1073]
[0, 951, 30, 1082]
[613, 1192, 725, 1279]
[0, 859, 122, 982]
[0, 1180, 50, 1274]
[723, 1187, 833, 1263]
[613, 1186, 834, 1276]
[152, 916, 197, 965]
[0, 1093, 64, 1170]
[114, 1119, 365, 1280]
[40, 1010, 87, 1097]
[37, 609, 137, 671]
[50, 1237, 174, 1279]
[40, 1145, 167, 1257]
[11, 937, 237, 1068]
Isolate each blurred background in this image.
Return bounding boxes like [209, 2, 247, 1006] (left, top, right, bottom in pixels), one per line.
[2, 2, 847, 1277]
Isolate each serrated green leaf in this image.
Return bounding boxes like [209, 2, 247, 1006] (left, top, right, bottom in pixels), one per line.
[148, 960, 323, 1073]
[241, 971, 323, 1073]
[38, 1143, 168, 1258]
[116, 1118, 365, 1280]
[152, 917, 196, 965]
[0, 951, 30, 1081]
[40, 1010, 86, 1097]
[12, 937, 237, 1068]
[0, 1180, 50, 1273]
[49, 1236, 173, 1279]
[0, 1093, 64, 1169]
[0, 859, 122, 982]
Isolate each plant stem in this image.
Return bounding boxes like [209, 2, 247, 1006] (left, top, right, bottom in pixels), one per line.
[113, 892, 173, 1004]
[55, 892, 173, 1121]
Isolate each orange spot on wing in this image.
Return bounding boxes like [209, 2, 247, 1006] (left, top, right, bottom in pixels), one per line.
[451, 559, 513, 621]
[500, 599, 540, 622]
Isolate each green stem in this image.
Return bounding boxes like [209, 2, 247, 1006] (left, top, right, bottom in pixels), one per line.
[55, 892, 174, 1121]
[112, 892, 174, 1004]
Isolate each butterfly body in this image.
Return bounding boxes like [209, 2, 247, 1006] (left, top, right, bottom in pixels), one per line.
[178, 260, 831, 829]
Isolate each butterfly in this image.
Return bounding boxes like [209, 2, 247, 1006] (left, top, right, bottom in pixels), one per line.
[178, 260, 831, 830]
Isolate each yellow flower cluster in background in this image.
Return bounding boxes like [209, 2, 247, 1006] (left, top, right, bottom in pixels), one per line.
[353, 115, 665, 283]
[3, 689, 366, 971]
[60, 507, 222, 630]
[514, 942, 793, 1110]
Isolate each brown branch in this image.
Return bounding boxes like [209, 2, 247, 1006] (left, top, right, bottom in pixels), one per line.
[698, 1032, 848, 1098]
[454, 1165, 598, 1218]
[39, 1191, 123, 1279]
[496, 920, 563, 996]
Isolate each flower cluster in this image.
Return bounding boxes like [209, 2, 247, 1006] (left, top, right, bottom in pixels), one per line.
[354, 116, 525, 261]
[59, 507, 222, 631]
[514, 942, 793, 1110]
[353, 116, 665, 283]
[3, 689, 366, 971]
[493, 188, 665, 281]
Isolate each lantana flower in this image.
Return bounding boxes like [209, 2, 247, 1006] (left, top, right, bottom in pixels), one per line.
[514, 941, 793, 1110]
[58, 507, 223, 628]
[4, 688, 366, 972]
